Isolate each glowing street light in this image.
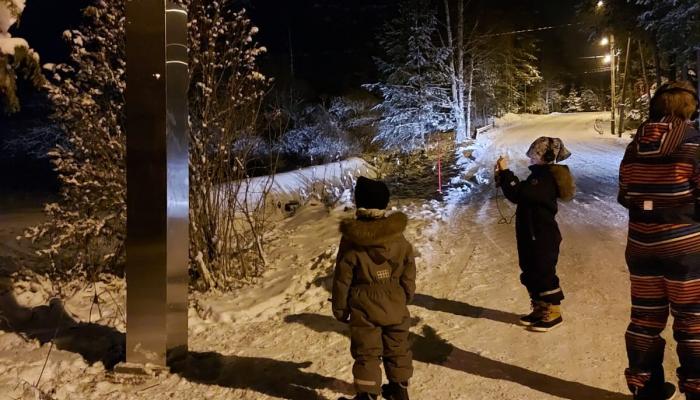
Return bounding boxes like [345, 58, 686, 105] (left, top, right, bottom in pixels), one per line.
[600, 37, 609, 46]
[603, 54, 612, 64]
[597, 1, 604, 8]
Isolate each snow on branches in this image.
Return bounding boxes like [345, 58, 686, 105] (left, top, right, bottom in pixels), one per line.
[0, 0, 24, 34]
[0, 0, 42, 114]
[635, 0, 700, 61]
[277, 97, 373, 166]
[364, 0, 453, 151]
[184, 0, 273, 289]
[25, 1, 127, 277]
[26, 0, 270, 287]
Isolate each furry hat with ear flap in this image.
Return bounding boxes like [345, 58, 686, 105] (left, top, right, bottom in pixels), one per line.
[526, 137, 572, 164]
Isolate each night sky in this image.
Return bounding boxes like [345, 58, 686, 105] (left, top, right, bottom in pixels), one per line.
[10, 0, 601, 98]
[246, 0, 598, 95]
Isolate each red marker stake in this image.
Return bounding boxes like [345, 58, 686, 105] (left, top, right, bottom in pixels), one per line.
[437, 137, 443, 194]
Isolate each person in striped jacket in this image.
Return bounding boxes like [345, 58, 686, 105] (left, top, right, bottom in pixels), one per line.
[619, 81, 700, 400]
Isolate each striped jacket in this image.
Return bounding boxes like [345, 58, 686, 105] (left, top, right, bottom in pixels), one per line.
[619, 117, 700, 224]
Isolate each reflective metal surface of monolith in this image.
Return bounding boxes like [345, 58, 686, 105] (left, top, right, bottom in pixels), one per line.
[165, 3, 189, 363]
[125, 0, 189, 367]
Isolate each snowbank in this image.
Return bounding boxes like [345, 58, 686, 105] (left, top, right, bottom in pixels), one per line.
[231, 157, 377, 207]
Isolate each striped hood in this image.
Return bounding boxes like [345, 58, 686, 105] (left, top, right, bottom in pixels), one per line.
[633, 116, 689, 158]
[618, 118, 700, 224]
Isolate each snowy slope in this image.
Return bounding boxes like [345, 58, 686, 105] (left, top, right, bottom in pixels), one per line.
[0, 113, 646, 399]
[229, 157, 376, 208]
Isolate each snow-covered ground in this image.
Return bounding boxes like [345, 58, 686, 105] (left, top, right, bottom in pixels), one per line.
[0, 112, 651, 399]
[231, 157, 376, 208]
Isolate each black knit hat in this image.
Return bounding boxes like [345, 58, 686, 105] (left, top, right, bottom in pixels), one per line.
[354, 176, 390, 210]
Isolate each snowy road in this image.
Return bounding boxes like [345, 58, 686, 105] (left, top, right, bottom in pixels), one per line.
[187, 112, 642, 400]
[1, 113, 653, 399]
[403, 112, 638, 399]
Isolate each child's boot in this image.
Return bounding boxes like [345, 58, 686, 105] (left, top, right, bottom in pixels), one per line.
[381, 381, 409, 400]
[632, 381, 676, 399]
[519, 300, 547, 326]
[528, 303, 563, 332]
[339, 393, 378, 400]
[685, 390, 700, 400]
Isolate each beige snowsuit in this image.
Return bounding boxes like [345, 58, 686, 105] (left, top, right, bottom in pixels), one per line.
[332, 212, 416, 394]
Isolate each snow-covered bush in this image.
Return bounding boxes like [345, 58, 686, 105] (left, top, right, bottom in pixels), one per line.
[0, 0, 43, 114]
[280, 127, 348, 165]
[581, 89, 603, 111]
[364, 0, 453, 151]
[180, 0, 272, 289]
[329, 95, 380, 150]
[26, 0, 271, 288]
[278, 95, 376, 167]
[279, 104, 354, 165]
[24, 1, 127, 277]
[525, 97, 548, 114]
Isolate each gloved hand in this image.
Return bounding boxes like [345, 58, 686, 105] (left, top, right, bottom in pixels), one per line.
[496, 156, 508, 171]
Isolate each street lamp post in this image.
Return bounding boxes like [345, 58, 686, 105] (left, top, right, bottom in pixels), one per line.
[603, 34, 616, 136]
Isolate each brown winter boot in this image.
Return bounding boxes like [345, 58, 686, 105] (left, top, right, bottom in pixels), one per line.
[528, 303, 563, 332]
[382, 381, 409, 400]
[339, 393, 378, 400]
[519, 300, 547, 326]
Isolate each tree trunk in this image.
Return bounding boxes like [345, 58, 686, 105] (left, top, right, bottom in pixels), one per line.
[697, 48, 700, 104]
[443, 0, 467, 142]
[653, 39, 662, 88]
[638, 40, 650, 101]
[618, 36, 631, 137]
[288, 26, 294, 78]
[669, 53, 677, 81]
[467, 57, 474, 138]
[456, 0, 466, 142]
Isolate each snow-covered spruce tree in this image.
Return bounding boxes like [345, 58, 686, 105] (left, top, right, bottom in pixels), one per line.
[25, 1, 127, 277]
[581, 89, 602, 112]
[563, 88, 583, 113]
[470, 34, 542, 116]
[183, 0, 272, 289]
[0, 0, 43, 114]
[635, 0, 699, 64]
[364, 0, 452, 151]
[494, 36, 542, 114]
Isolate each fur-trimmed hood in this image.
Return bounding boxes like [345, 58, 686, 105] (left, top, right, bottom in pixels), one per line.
[339, 212, 408, 247]
[550, 164, 576, 201]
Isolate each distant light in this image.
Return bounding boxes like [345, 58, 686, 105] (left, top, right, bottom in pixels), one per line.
[603, 54, 612, 64]
[597, 1, 604, 7]
[600, 37, 609, 46]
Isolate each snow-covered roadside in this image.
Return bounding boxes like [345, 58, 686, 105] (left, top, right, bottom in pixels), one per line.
[229, 157, 376, 209]
[0, 112, 646, 399]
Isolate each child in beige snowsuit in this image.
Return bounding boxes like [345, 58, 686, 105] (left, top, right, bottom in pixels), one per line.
[333, 176, 416, 400]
